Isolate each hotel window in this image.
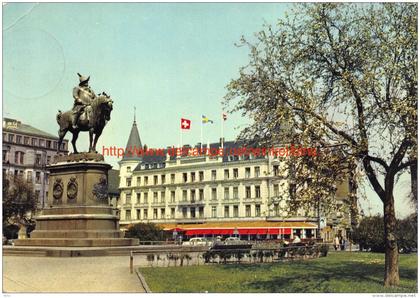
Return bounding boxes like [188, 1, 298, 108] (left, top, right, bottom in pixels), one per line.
[191, 172, 196, 182]
[182, 208, 188, 218]
[153, 192, 158, 203]
[274, 204, 280, 216]
[27, 171, 32, 182]
[171, 208, 175, 219]
[125, 210, 131, 220]
[273, 165, 279, 176]
[46, 140, 51, 148]
[183, 173, 188, 183]
[199, 171, 204, 181]
[3, 133, 6, 142]
[211, 188, 217, 201]
[126, 178, 132, 187]
[35, 190, 40, 199]
[35, 154, 41, 166]
[136, 209, 141, 220]
[233, 168, 238, 179]
[224, 187, 229, 200]
[161, 191, 165, 203]
[255, 186, 261, 198]
[233, 187, 238, 199]
[245, 205, 251, 217]
[39, 139, 45, 147]
[171, 191, 176, 203]
[127, 166, 131, 173]
[224, 169, 229, 179]
[137, 177, 141, 185]
[153, 209, 158, 219]
[143, 193, 148, 204]
[9, 134, 14, 142]
[136, 193, 141, 204]
[16, 135, 22, 144]
[46, 155, 51, 165]
[126, 194, 132, 204]
[24, 137, 29, 145]
[211, 170, 216, 181]
[53, 141, 58, 149]
[199, 189, 204, 201]
[233, 205, 239, 217]
[245, 167, 251, 178]
[182, 190, 188, 201]
[20, 151, 25, 164]
[171, 174, 175, 184]
[199, 207, 204, 218]
[161, 208, 165, 219]
[245, 186, 251, 198]
[35, 172, 41, 184]
[255, 166, 260, 177]
[191, 189, 196, 202]
[143, 209, 148, 219]
[255, 204, 261, 217]
[211, 206, 217, 218]
[154, 175, 158, 185]
[144, 176, 148, 185]
[2, 150, 7, 162]
[190, 207, 196, 218]
[161, 174, 166, 184]
[273, 184, 279, 197]
[14, 152, 19, 164]
[31, 138, 37, 146]
[224, 206, 230, 218]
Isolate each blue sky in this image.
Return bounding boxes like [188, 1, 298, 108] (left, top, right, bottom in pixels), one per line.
[3, 3, 413, 218]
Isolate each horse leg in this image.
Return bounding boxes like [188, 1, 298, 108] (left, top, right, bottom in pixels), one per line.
[92, 130, 102, 153]
[89, 129, 94, 153]
[71, 131, 80, 154]
[57, 128, 67, 154]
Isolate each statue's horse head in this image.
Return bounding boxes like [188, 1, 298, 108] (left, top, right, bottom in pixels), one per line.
[94, 94, 113, 121]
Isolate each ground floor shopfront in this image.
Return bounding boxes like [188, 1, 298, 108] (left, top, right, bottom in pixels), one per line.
[159, 221, 318, 241]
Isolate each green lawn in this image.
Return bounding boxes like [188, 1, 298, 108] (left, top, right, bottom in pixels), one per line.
[140, 252, 417, 293]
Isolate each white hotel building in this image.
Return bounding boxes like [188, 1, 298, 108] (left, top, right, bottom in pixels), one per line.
[118, 119, 354, 241]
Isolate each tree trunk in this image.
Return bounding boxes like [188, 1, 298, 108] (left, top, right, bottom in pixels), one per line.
[383, 192, 399, 287]
[410, 162, 417, 204]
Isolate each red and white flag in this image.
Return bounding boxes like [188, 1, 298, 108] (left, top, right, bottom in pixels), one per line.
[222, 112, 227, 121]
[180, 118, 191, 130]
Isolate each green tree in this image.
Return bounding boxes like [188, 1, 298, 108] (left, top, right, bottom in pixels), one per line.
[2, 173, 37, 229]
[225, 3, 417, 286]
[125, 222, 166, 242]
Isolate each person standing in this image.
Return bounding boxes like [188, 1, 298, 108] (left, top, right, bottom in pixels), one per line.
[334, 235, 339, 251]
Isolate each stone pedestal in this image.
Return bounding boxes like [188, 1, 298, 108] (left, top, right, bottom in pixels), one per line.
[15, 153, 139, 247]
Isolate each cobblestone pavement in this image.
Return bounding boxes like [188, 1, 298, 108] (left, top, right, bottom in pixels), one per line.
[3, 255, 146, 293]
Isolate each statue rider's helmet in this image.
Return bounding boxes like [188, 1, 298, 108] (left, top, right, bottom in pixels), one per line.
[77, 73, 90, 87]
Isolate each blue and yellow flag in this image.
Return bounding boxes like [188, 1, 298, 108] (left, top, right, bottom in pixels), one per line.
[202, 115, 214, 124]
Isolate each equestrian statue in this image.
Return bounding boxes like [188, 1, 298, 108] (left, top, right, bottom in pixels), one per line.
[56, 73, 113, 154]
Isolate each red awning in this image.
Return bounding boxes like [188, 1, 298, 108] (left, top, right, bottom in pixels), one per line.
[184, 227, 292, 236]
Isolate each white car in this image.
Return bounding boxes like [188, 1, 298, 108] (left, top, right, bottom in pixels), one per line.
[182, 237, 209, 246]
[224, 237, 242, 244]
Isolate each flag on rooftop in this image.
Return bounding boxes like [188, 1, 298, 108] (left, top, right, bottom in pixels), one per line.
[202, 115, 214, 124]
[181, 118, 191, 129]
[222, 112, 227, 121]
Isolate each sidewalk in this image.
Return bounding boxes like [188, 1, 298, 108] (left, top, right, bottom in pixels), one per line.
[3, 255, 146, 293]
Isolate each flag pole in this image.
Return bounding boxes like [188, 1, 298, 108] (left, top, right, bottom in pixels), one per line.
[200, 117, 203, 149]
[221, 111, 224, 149]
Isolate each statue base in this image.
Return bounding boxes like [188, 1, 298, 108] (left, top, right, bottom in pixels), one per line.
[14, 153, 139, 247]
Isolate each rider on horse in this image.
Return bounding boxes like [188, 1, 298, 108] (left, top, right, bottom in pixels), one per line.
[72, 73, 97, 129]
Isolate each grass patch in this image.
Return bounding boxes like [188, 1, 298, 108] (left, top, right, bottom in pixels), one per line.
[140, 252, 417, 293]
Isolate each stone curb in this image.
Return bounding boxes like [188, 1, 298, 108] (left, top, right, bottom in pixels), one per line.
[136, 269, 152, 293]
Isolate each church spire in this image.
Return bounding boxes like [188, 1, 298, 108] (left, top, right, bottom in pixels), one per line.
[121, 116, 142, 161]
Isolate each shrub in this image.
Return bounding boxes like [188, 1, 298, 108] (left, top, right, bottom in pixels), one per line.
[319, 244, 329, 257]
[125, 222, 167, 242]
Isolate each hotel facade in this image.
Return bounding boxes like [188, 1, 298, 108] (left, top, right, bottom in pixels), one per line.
[118, 120, 354, 241]
[2, 118, 69, 208]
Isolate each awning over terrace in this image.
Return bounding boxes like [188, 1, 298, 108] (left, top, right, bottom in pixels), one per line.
[160, 221, 317, 236]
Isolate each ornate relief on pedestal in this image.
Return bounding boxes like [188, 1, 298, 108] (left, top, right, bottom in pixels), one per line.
[53, 178, 64, 201]
[67, 177, 78, 201]
[92, 175, 108, 201]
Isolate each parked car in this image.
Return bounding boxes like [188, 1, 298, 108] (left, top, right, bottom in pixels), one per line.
[224, 237, 242, 244]
[182, 237, 210, 246]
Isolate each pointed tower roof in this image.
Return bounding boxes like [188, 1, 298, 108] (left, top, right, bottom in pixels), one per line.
[121, 111, 143, 161]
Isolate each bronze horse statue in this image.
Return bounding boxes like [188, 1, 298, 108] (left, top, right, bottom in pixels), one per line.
[56, 95, 113, 153]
